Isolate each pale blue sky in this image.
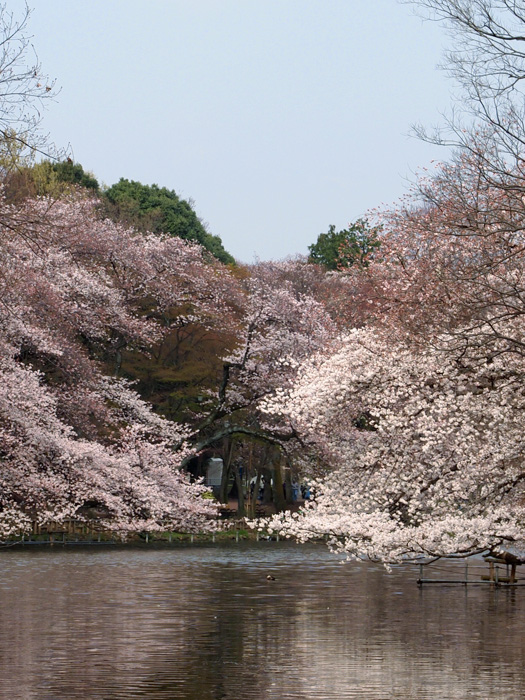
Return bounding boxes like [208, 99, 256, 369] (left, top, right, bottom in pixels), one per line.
[21, 1, 452, 262]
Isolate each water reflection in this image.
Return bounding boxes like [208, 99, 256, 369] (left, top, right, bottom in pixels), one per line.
[0, 543, 523, 699]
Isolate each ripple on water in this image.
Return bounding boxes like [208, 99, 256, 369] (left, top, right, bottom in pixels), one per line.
[0, 542, 523, 699]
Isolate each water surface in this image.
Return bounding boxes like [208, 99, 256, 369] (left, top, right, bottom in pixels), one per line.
[0, 542, 523, 699]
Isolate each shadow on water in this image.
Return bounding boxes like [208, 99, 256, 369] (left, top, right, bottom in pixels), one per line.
[0, 542, 523, 699]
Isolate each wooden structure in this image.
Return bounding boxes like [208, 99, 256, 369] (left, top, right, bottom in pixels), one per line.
[481, 553, 520, 585]
[417, 552, 524, 587]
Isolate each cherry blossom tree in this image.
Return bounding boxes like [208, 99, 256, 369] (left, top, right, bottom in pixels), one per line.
[259, 144, 525, 561]
[262, 326, 525, 561]
[183, 259, 339, 512]
[193, 260, 337, 446]
[0, 356, 216, 537]
[0, 192, 225, 536]
[0, 188, 340, 528]
[361, 141, 525, 365]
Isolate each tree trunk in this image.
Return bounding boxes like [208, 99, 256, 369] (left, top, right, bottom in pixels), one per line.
[271, 452, 286, 513]
[235, 465, 245, 517]
[284, 464, 294, 505]
[219, 438, 234, 504]
[219, 460, 231, 504]
[248, 469, 262, 518]
[261, 467, 273, 505]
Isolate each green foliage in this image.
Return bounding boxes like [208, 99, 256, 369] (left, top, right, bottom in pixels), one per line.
[29, 160, 99, 195]
[49, 160, 100, 191]
[1, 158, 100, 201]
[2, 157, 234, 265]
[308, 219, 380, 270]
[104, 178, 235, 264]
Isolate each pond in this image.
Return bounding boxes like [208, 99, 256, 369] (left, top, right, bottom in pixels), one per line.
[0, 541, 524, 699]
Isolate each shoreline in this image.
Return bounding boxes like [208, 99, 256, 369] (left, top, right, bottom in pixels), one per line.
[0, 527, 285, 549]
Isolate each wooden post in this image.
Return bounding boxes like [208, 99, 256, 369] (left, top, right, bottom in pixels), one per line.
[511, 563, 517, 584]
[489, 560, 495, 582]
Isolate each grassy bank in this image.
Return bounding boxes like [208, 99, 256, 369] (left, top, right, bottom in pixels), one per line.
[5, 526, 281, 547]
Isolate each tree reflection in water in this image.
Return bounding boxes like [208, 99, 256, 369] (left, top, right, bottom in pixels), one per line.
[0, 543, 523, 699]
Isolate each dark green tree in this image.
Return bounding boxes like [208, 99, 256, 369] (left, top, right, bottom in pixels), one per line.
[103, 178, 235, 264]
[50, 160, 99, 191]
[308, 219, 380, 270]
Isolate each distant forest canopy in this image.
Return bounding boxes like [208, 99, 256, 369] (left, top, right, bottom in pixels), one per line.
[3, 157, 235, 265]
[5, 155, 386, 271]
[103, 178, 235, 265]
